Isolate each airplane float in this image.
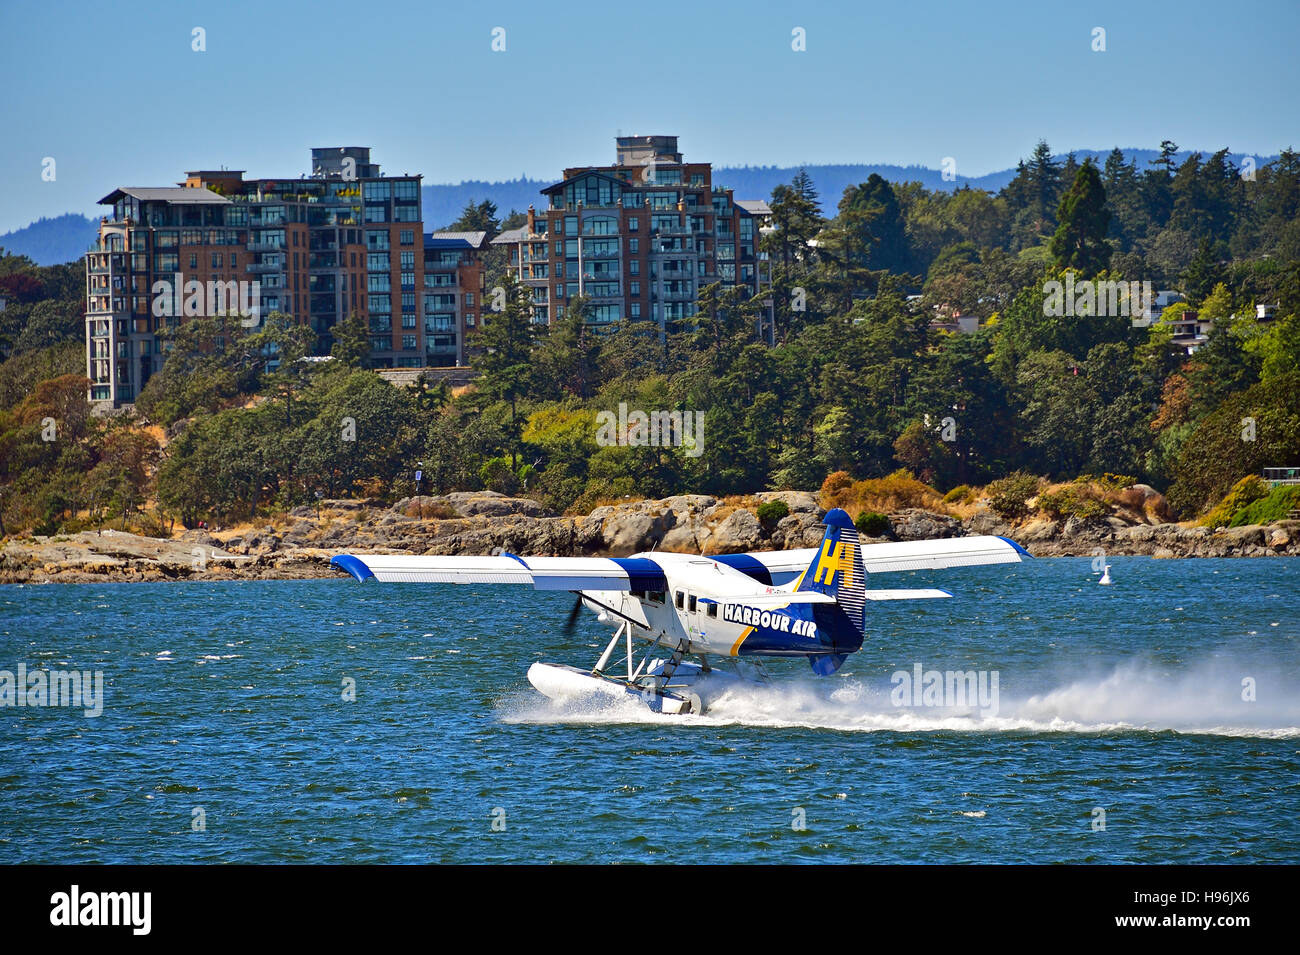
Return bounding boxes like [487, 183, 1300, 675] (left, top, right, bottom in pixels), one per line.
[332, 508, 1029, 714]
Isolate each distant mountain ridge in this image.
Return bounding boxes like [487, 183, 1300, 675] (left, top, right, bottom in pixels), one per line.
[3, 150, 1279, 265]
[0, 214, 100, 268]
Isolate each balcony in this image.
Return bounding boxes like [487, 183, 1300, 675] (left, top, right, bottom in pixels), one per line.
[246, 241, 284, 252]
[247, 262, 281, 273]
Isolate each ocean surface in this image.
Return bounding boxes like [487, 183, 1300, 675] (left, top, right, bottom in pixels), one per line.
[2, 556, 1297, 864]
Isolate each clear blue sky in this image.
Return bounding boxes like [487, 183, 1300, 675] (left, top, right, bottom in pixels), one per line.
[1, 0, 1297, 234]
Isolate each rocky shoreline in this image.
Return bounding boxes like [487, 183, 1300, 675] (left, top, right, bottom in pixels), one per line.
[1, 490, 1295, 584]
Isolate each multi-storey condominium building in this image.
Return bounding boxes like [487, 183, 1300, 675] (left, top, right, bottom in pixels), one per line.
[422, 231, 487, 367]
[85, 147, 425, 407]
[492, 135, 773, 336]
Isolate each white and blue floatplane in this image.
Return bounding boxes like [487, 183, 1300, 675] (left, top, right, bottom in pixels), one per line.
[332, 508, 1030, 714]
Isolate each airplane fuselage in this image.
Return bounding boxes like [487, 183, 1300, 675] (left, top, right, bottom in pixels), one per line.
[580, 552, 846, 660]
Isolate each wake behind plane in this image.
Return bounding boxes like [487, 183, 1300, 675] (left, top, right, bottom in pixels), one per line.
[332, 508, 1030, 714]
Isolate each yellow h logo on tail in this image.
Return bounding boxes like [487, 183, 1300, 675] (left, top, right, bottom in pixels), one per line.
[815, 540, 853, 586]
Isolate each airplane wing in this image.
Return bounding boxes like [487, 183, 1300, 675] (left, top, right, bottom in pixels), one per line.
[334, 535, 1028, 589]
[718, 534, 1029, 584]
[863, 588, 952, 600]
[331, 553, 669, 590]
[858, 535, 1030, 573]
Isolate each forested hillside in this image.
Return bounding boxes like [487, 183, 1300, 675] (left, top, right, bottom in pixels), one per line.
[2, 140, 1297, 537]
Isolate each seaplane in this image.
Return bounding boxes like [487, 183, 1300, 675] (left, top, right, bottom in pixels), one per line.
[331, 508, 1030, 714]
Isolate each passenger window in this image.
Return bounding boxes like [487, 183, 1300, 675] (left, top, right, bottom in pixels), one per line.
[675, 591, 684, 609]
[706, 603, 717, 618]
[647, 591, 665, 604]
[688, 595, 697, 612]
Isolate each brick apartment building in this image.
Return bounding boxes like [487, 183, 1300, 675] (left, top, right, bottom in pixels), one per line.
[492, 135, 773, 336]
[85, 137, 775, 406]
[85, 147, 428, 407]
[422, 231, 488, 367]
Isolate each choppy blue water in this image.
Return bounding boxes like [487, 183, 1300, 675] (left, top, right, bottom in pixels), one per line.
[2, 556, 1297, 864]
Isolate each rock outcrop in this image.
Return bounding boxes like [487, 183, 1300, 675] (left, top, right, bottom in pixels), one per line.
[3, 494, 1297, 584]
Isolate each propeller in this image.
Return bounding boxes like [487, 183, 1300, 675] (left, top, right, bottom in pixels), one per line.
[562, 594, 584, 635]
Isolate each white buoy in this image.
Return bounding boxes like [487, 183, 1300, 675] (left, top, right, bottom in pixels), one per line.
[1099, 565, 1112, 585]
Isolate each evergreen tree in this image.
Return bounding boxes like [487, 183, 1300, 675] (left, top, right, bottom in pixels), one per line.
[1027, 141, 1063, 235]
[764, 171, 827, 338]
[329, 311, 370, 368]
[449, 199, 501, 239]
[1050, 160, 1112, 276]
[1142, 139, 1180, 230]
[1183, 237, 1228, 302]
[837, 174, 912, 274]
[790, 168, 820, 205]
[474, 274, 537, 461]
[1001, 141, 1062, 249]
[1102, 148, 1145, 249]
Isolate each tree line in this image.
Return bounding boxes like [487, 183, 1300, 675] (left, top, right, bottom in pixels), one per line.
[1, 140, 1298, 535]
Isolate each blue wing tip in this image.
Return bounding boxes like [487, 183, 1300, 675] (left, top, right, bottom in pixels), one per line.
[996, 536, 1033, 558]
[331, 554, 375, 581]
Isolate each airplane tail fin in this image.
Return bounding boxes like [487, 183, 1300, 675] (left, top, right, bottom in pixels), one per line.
[797, 508, 866, 672]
